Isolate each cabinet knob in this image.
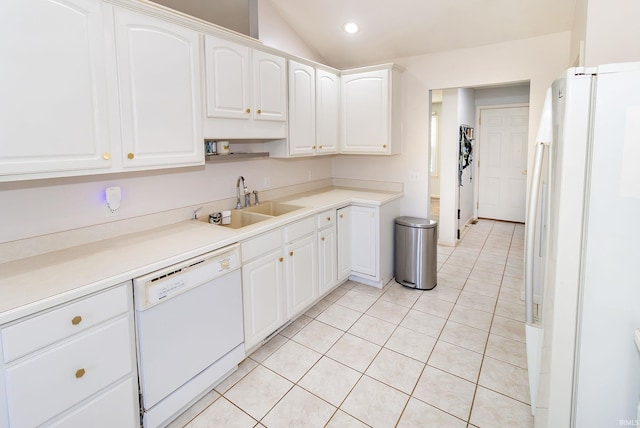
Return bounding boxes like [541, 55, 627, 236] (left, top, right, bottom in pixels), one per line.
[127, 153, 135, 160]
[279, 257, 283, 262]
[71, 316, 82, 326]
[312, 146, 316, 149]
[257, 109, 262, 114]
[246, 108, 251, 113]
[339, 214, 343, 218]
[102, 153, 110, 160]
[289, 251, 294, 256]
[75, 368, 86, 379]
[319, 145, 323, 149]
[326, 217, 331, 221]
[321, 237, 325, 241]
[383, 144, 387, 149]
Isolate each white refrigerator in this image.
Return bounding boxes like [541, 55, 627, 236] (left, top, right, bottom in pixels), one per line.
[526, 62, 640, 427]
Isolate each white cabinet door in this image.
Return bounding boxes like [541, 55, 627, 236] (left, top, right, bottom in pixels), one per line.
[204, 36, 251, 120]
[318, 226, 337, 296]
[286, 234, 318, 318]
[114, 8, 203, 169]
[242, 250, 286, 351]
[288, 61, 316, 156]
[350, 205, 378, 278]
[0, 0, 112, 177]
[341, 69, 389, 153]
[316, 69, 340, 154]
[337, 206, 352, 281]
[252, 50, 287, 122]
[341, 65, 402, 155]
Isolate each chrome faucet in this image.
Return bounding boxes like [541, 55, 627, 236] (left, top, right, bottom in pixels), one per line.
[236, 176, 248, 209]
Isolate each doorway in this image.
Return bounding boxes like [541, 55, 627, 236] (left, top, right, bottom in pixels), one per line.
[429, 82, 530, 245]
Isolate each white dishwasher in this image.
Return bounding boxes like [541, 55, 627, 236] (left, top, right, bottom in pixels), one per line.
[133, 244, 244, 428]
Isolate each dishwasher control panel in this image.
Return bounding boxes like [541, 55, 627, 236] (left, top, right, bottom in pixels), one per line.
[133, 245, 240, 310]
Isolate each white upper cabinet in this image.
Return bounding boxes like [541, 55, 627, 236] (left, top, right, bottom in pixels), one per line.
[0, 0, 112, 178]
[204, 37, 250, 120]
[252, 50, 287, 122]
[288, 61, 316, 156]
[114, 8, 203, 169]
[203, 35, 287, 139]
[340, 64, 402, 155]
[316, 69, 340, 154]
[272, 63, 339, 158]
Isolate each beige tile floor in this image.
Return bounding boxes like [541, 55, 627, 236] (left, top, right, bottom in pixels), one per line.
[170, 219, 532, 428]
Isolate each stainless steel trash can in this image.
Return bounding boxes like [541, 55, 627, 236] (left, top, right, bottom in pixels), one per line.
[394, 217, 438, 290]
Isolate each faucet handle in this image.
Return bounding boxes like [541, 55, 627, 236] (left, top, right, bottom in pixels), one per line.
[252, 190, 260, 205]
[192, 206, 203, 220]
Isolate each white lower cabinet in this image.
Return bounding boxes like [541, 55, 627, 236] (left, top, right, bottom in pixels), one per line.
[337, 206, 352, 282]
[318, 210, 338, 295]
[350, 205, 379, 278]
[285, 233, 318, 318]
[241, 249, 286, 351]
[241, 217, 318, 352]
[241, 230, 285, 352]
[0, 282, 139, 428]
[349, 199, 401, 288]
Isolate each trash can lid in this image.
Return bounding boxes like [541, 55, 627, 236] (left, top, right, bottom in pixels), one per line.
[395, 216, 437, 228]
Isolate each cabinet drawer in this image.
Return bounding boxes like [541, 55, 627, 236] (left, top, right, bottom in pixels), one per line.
[241, 229, 282, 263]
[284, 217, 315, 242]
[5, 317, 133, 428]
[316, 209, 336, 229]
[1, 284, 129, 363]
[49, 378, 138, 428]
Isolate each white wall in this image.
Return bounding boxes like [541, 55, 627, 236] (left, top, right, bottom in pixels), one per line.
[583, 0, 640, 66]
[474, 84, 530, 106]
[0, 157, 332, 243]
[439, 89, 459, 244]
[458, 88, 476, 232]
[430, 102, 442, 197]
[257, 0, 325, 63]
[332, 32, 571, 244]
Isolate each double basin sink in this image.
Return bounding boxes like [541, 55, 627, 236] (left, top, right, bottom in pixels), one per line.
[213, 201, 303, 229]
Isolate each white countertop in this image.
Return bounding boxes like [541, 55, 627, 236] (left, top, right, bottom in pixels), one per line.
[0, 188, 401, 324]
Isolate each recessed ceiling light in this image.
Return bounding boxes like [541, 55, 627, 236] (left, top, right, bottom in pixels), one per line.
[343, 21, 359, 34]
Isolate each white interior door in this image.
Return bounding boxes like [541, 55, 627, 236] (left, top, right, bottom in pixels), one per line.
[478, 106, 529, 222]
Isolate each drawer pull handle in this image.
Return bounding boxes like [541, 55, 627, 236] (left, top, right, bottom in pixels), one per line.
[289, 251, 294, 256]
[279, 257, 283, 262]
[75, 368, 86, 379]
[71, 316, 82, 326]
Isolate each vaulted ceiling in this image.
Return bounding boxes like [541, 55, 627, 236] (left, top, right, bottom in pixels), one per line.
[268, 0, 577, 68]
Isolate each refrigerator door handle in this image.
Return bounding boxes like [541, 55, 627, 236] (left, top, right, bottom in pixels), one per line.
[524, 88, 552, 416]
[525, 88, 553, 325]
[525, 141, 547, 324]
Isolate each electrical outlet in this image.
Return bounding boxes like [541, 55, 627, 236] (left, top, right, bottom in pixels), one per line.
[263, 177, 271, 189]
[410, 171, 419, 181]
[105, 205, 119, 217]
